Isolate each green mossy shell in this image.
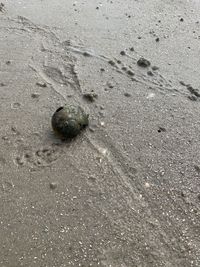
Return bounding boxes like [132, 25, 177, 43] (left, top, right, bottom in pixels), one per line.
[52, 105, 89, 139]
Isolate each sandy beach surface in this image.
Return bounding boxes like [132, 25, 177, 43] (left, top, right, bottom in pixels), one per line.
[0, 0, 200, 266]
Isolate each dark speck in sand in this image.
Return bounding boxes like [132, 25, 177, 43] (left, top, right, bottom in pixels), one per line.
[120, 51, 126, 56]
[124, 92, 131, 97]
[180, 18, 184, 22]
[147, 71, 154, 76]
[158, 127, 166, 133]
[99, 105, 105, 110]
[126, 70, 134, 76]
[181, 191, 186, 197]
[130, 47, 134, 51]
[108, 60, 115, 66]
[155, 37, 160, 42]
[31, 93, 40, 99]
[100, 68, 105, 72]
[152, 66, 159, 71]
[107, 82, 114, 89]
[36, 82, 47, 88]
[83, 51, 91, 57]
[179, 81, 186, 86]
[122, 67, 127, 71]
[49, 182, 57, 190]
[137, 58, 151, 68]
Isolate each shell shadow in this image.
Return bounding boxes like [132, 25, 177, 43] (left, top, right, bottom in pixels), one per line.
[46, 127, 88, 146]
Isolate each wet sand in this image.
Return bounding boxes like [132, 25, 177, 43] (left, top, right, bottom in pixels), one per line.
[0, 0, 200, 266]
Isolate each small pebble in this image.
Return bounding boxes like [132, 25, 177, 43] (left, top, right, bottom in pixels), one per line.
[89, 127, 95, 133]
[15, 156, 25, 166]
[100, 68, 105, 72]
[83, 51, 91, 57]
[130, 47, 134, 51]
[147, 71, 154, 76]
[120, 51, 126, 56]
[137, 57, 151, 68]
[49, 182, 57, 190]
[180, 18, 184, 22]
[31, 93, 40, 99]
[181, 191, 186, 197]
[124, 92, 131, 97]
[152, 66, 159, 71]
[121, 66, 127, 71]
[127, 70, 134, 76]
[158, 127, 166, 133]
[107, 82, 114, 89]
[155, 37, 160, 42]
[36, 82, 47, 88]
[108, 60, 115, 66]
[83, 92, 98, 102]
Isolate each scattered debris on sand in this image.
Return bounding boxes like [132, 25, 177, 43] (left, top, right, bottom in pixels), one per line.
[83, 92, 98, 102]
[0, 3, 5, 12]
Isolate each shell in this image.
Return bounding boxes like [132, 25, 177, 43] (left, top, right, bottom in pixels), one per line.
[51, 105, 89, 139]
